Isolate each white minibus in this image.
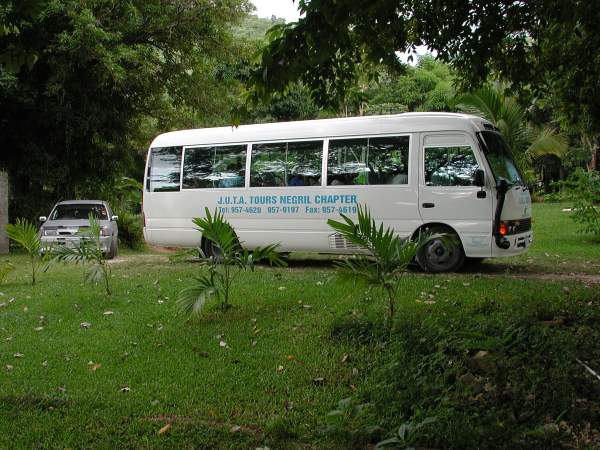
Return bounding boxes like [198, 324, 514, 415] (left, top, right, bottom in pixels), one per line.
[143, 113, 532, 272]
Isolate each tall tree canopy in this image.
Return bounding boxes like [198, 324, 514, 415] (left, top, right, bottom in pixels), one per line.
[0, 0, 251, 218]
[251, 0, 600, 158]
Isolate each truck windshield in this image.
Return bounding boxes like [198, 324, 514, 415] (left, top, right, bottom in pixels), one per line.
[478, 131, 524, 186]
[51, 204, 108, 220]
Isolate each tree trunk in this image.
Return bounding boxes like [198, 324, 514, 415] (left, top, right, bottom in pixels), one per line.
[0, 171, 8, 254]
[588, 146, 599, 172]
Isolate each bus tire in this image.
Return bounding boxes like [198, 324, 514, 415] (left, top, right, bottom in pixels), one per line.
[202, 239, 223, 263]
[416, 226, 465, 273]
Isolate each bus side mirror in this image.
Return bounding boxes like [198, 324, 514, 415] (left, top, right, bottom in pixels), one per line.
[473, 169, 485, 187]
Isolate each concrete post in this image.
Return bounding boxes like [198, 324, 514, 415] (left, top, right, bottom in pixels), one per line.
[0, 171, 8, 254]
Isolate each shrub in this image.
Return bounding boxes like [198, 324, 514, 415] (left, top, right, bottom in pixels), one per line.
[560, 169, 600, 238]
[327, 204, 432, 326]
[51, 214, 113, 295]
[6, 218, 45, 285]
[116, 211, 145, 250]
[177, 208, 286, 315]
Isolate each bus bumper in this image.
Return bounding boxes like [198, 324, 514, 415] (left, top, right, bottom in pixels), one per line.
[491, 230, 533, 257]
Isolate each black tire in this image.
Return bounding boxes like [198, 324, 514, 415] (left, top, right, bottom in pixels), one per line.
[417, 226, 465, 273]
[107, 238, 118, 260]
[202, 238, 223, 262]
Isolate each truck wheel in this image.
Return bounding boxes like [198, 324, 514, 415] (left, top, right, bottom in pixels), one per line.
[107, 239, 118, 260]
[417, 227, 465, 273]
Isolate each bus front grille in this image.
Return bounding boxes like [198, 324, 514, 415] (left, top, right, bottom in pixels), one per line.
[329, 233, 361, 250]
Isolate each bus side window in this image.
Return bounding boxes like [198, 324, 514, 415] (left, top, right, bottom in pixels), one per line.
[250, 140, 323, 187]
[369, 136, 409, 185]
[147, 147, 182, 192]
[327, 138, 368, 186]
[183, 145, 246, 189]
[286, 141, 322, 187]
[327, 136, 409, 186]
[424, 146, 480, 186]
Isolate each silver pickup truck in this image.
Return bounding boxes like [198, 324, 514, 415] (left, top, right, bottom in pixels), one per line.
[39, 200, 119, 259]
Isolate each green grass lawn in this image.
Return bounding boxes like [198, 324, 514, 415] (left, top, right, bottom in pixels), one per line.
[0, 203, 599, 449]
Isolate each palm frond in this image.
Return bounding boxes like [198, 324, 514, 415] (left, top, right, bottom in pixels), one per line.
[85, 265, 104, 284]
[177, 275, 218, 315]
[525, 126, 568, 161]
[193, 208, 239, 256]
[453, 87, 503, 123]
[250, 243, 287, 267]
[0, 262, 15, 284]
[6, 219, 41, 254]
[169, 247, 204, 263]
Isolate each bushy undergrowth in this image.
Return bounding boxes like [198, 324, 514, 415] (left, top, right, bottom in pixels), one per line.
[329, 291, 600, 449]
[115, 211, 145, 250]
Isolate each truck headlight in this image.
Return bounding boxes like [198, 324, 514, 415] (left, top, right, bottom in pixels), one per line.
[43, 229, 58, 236]
[100, 226, 111, 236]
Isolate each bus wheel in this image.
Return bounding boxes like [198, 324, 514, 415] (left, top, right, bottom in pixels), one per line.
[416, 227, 465, 273]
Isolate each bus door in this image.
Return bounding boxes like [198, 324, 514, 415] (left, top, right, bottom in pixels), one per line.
[418, 133, 493, 257]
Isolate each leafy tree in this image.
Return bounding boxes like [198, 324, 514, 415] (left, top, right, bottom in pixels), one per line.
[0, 0, 252, 220]
[250, 0, 600, 166]
[365, 56, 455, 115]
[453, 85, 567, 180]
[177, 208, 286, 315]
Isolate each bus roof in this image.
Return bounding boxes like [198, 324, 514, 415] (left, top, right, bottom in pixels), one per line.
[149, 112, 491, 148]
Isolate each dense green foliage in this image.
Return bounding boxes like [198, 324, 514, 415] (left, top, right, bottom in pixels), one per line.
[454, 85, 567, 182]
[555, 170, 600, 238]
[0, 0, 252, 219]
[251, 0, 600, 170]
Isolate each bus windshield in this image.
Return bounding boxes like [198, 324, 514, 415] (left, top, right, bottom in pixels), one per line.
[478, 131, 524, 186]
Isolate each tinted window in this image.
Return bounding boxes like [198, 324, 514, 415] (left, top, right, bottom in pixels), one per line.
[147, 147, 182, 192]
[479, 131, 524, 185]
[183, 145, 246, 189]
[424, 146, 480, 186]
[250, 140, 323, 187]
[327, 136, 409, 185]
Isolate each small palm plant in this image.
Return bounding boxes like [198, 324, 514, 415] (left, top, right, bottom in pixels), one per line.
[177, 208, 286, 315]
[6, 218, 44, 285]
[328, 205, 429, 327]
[51, 214, 112, 295]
